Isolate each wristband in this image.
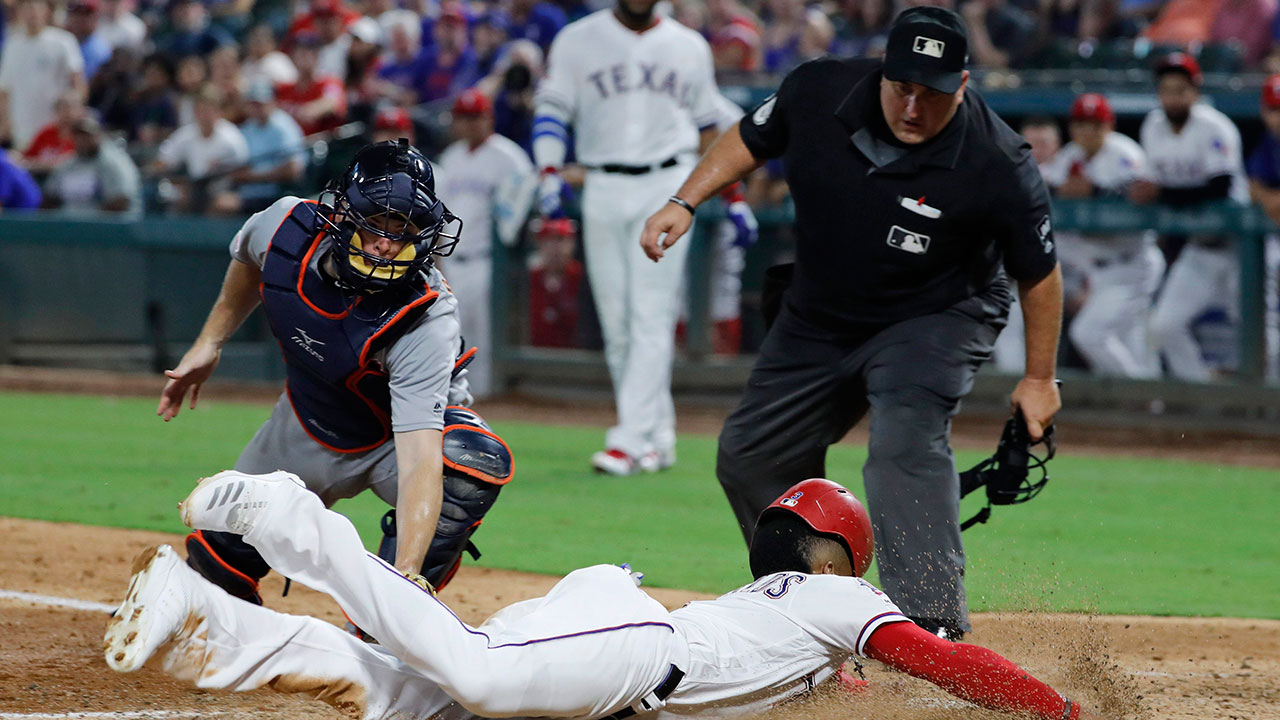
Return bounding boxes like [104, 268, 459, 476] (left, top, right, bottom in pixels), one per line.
[668, 195, 696, 215]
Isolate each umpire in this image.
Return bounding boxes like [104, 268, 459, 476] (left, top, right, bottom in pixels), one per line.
[641, 7, 1063, 639]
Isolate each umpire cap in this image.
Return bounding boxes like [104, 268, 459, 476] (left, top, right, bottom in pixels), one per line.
[882, 6, 969, 94]
[758, 479, 874, 577]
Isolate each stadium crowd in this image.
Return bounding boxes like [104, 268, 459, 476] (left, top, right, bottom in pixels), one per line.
[0, 0, 1276, 382]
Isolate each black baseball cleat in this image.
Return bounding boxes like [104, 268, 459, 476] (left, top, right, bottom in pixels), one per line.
[909, 616, 965, 642]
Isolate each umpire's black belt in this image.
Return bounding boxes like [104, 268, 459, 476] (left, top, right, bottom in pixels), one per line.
[596, 156, 681, 175]
[603, 664, 684, 719]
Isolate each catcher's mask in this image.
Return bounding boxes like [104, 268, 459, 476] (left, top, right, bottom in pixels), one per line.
[757, 478, 875, 577]
[959, 412, 1057, 530]
[318, 139, 462, 293]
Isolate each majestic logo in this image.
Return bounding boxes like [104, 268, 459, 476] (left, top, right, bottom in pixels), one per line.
[1036, 215, 1054, 254]
[913, 36, 946, 58]
[291, 328, 326, 362]
[886, 225, 931, 255]
[753, 94, 777, 126]
[780, 491, 804, 507]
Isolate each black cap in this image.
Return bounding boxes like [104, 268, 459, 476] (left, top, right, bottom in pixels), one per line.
[882, 6, 969, 94]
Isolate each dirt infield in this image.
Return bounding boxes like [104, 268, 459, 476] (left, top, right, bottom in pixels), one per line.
[2, 517, 1278, 720]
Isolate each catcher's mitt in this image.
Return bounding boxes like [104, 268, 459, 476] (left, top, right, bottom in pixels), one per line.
[959, 411, 1056, 530]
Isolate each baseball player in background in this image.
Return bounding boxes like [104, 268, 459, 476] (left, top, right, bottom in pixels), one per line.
[156, 140, 514, 607]
[1245, 74, 1280, 383]
[106, 475, 1104, 720]
[1044, 93, 1164, 378]
[1131, 52, 1247, 381]
[434, 88, 536, 398]
[533, 0, 738, 475]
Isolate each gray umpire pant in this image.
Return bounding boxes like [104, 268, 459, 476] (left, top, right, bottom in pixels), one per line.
[716, 286, 1009, 630]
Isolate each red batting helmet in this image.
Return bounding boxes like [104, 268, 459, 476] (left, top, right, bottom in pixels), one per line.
[759, 478, 874, 577]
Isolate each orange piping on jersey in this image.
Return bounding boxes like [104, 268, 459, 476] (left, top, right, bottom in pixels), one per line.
[358, 284, 439, 367]
[442, 424, 514, 485]
[297, 218, 352, 320]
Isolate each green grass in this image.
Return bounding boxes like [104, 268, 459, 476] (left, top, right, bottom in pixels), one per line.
[1, 390, 1277, 618]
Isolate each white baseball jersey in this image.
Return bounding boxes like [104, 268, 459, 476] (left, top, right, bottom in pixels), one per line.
[536, 10, 721, 165]
[1139, 103, 1247, 202]
[1042, 131, 1153, 257]
[434, 133, 535, 262]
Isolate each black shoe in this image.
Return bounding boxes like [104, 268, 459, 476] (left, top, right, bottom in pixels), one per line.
[908, 616, 965, 642]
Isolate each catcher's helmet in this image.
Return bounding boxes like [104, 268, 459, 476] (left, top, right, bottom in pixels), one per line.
[319, 139, 462, 293]
[758, 478, 874, 577]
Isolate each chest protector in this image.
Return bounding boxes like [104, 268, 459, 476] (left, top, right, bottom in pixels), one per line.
[259, 201, 439, 452]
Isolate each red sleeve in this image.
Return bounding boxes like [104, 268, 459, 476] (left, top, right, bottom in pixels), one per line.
[863, 621, 1081, 720]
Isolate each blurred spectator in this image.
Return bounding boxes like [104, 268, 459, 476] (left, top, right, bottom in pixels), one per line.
[831, 0, 893, 58]
[415, 3, 480, 103]
[43, 115, 141, 213]
[961, 0, 1039, 68]
[1021, 115, 1062, 172]
[1077, 0, 1139, 41]
[1248, 73, 1280, 223]
[89, 46, 140, 132]
[241, 24, 298, 89]
[528, 217, 583, 348]
[315, 0, 358, 79]
[127, 53, 180, 144]
[707, 0, 763, 71]
[798, 8, 836, 63]
[371, 104, 415, 143]
[508, 0, 567, 53]
[1134, 53, 1247, 381]
[434, 88, 535, 397]
[761, 0, 809, 72]
[22, 90, 86, 175]
[208, 44, 246, 124]
[0, 148, 42, 210]
[377, 11, 424, 105]
[474, 11, 511, 77]
[1210, 0, 1275, 67]
[174, 54, 208, 126]
[216, 79, 304, 213]
[276, 33, 348, 135]
[344, 18, 386, 106]
[1142, 0, 1219, 47]
[490, 39, 542, 153]
[96, 0, 147, 53]
[156, 0, 234, 58]
[1044, 93, 1164, 378]
[153, 84, 250, 212]
[286, 0, 359, 47]
[65, 0, 113, 79]
[0, 0, 86, 152]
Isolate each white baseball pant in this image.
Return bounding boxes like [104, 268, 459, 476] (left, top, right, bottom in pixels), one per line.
[1069, 244, 1165, 378]
[444, 255, 494, 399]
[581, 164, 694, 459]
[238, 477, 680, 719]
[1150, 243, 1238, 381]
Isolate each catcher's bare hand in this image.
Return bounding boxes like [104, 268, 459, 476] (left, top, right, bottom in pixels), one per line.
[641, 203, 693, 262]
[158, 342, 221, 421]
[1010, 377, 1060, 441]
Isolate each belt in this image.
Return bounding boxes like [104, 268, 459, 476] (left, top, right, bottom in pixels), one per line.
[596, 157, 681, 175]
[603, 665, 684, 720]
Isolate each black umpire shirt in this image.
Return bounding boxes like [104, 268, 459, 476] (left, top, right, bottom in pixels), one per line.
[738, 58, 1057, 331]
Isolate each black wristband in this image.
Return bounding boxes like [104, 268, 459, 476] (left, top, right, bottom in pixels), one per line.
[668, 195, 696, 215]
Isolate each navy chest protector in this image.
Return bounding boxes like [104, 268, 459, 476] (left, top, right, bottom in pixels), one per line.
[259, 201, 438, 452]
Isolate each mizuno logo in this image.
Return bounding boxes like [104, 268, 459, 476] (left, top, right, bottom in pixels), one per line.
[291, 328, 326, 362]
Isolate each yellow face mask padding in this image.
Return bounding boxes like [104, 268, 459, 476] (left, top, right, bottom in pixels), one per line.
[347, 230, 418, 281]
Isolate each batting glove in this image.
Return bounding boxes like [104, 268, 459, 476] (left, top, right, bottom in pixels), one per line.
[726, 201, 758, 248]
[618, 563, 645, 587]
[538, 169, 568, 219]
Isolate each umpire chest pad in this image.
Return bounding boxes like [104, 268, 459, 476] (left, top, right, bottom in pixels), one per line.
[259, 201, 439, 452]
[442, 407, 514, 485]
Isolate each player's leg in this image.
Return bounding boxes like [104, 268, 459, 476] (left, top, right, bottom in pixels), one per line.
[105, 544, 455, 720]
[614, 170, 693, 468]
[182, 472, 674, 718]
[1069, 260, 1154, 377]
[444, 258, 494, 399]
[1150, 243, 1220, 381]
[716, 302, 868, 543]
[858, 288, 1008, 635]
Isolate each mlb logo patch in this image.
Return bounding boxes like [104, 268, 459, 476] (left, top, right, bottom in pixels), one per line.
[780, 491, 804, 507]
[886, 225, 931, 255]
[913, 36, 946, 58]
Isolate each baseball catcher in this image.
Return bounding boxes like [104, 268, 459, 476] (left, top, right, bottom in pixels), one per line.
[107, 474, 1106, 720]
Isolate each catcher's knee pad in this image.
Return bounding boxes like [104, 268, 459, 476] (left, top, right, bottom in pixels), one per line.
[379, 407, 513, 590]
[185, 529, 271, 605]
